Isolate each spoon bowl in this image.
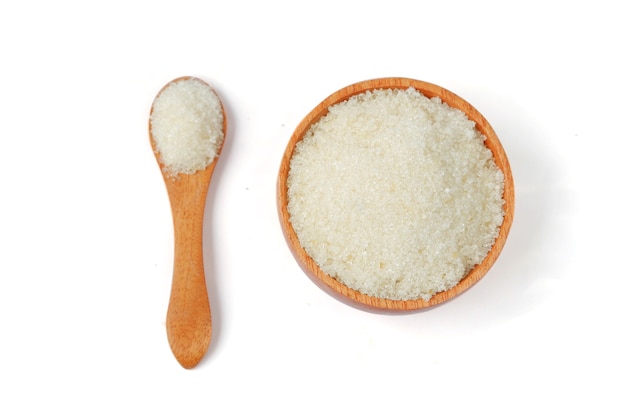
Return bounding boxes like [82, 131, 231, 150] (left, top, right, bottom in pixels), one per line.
[277, 77, 514, 312]
[149, 76, 226, 368]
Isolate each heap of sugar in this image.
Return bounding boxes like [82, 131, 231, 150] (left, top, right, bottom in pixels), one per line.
[287, 88, 505, 301]
[151, 78, 224, 175]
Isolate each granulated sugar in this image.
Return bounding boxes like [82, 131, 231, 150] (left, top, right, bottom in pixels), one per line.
[287, 88, 505, 301]
[151, 78, 224, 176]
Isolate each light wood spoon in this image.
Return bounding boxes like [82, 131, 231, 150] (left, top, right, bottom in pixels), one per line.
[277, 77, 514, 312]
[149, 76, 226, 368]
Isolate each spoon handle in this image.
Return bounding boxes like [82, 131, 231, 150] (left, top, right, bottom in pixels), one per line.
[164, 172, 213, 369]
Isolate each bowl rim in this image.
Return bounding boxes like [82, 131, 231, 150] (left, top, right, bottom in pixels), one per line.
[277, 77, 515, 312]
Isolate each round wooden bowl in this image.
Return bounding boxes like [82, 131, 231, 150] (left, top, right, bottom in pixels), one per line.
[277, 77, 514, 312]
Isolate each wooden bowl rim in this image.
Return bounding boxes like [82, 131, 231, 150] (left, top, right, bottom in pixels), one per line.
[277, 77, 514, 312]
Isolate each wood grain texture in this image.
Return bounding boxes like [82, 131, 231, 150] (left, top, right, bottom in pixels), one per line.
[150, 76, 226, 368]
[277, 77, 514, 312]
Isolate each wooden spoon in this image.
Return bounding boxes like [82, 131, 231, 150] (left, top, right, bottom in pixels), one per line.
[277, 77, 514, 312]
[149, 76, 226, 368]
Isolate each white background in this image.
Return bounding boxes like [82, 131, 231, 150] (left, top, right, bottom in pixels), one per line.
[1, 1, 624, 415]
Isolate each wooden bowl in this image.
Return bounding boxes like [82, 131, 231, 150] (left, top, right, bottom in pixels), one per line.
[277, 77, 514, 312]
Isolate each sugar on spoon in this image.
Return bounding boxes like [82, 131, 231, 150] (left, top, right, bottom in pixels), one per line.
[149, 76, 226, 368]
